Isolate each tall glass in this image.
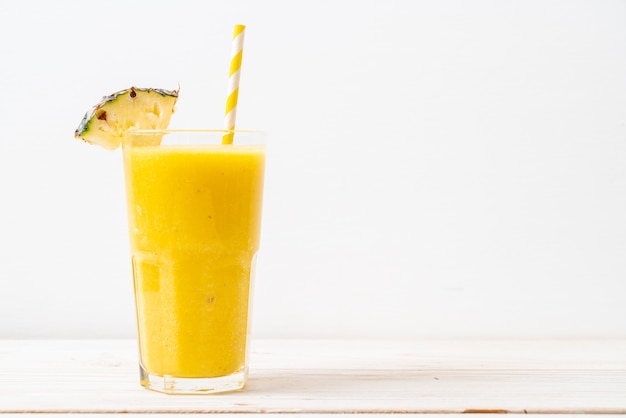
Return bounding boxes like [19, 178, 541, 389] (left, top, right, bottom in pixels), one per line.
[122, 130, 266, 394]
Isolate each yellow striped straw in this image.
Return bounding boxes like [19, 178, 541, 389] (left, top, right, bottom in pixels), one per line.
[223, 24, 246, 144]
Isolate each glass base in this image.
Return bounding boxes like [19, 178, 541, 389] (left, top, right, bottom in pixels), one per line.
[140, 364, 247, 394]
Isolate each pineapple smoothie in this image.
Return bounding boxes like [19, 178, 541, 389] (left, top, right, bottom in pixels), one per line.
[123, 136, 265, 382]
[73, 24, 256, 395]
[75, 73, 264, 394]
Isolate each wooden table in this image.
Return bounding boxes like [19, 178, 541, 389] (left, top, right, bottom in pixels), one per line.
[1, 339, 625, 414]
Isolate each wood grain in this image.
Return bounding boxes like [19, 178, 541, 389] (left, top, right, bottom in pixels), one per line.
[0, 339, 624, 414]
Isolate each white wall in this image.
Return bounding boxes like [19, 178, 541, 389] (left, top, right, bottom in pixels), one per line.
[0, 0, 624, 339]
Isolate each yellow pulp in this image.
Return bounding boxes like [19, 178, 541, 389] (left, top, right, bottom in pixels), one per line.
[123, 144, 265, 378]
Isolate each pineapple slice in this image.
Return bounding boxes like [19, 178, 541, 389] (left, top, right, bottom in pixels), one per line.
[75, 87, 178, 150]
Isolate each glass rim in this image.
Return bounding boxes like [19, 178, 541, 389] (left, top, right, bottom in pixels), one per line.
[129, 129, 265, 136]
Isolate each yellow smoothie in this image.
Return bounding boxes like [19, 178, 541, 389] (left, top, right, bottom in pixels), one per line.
[123, 142, 265, 379]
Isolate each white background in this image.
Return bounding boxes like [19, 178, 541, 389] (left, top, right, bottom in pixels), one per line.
[0, 0, 624, 339]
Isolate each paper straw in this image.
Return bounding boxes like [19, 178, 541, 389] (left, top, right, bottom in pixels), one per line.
[223, 24, 246, 144]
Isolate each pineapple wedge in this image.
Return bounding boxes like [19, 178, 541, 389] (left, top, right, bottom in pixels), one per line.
[75, 87, 178, 150]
